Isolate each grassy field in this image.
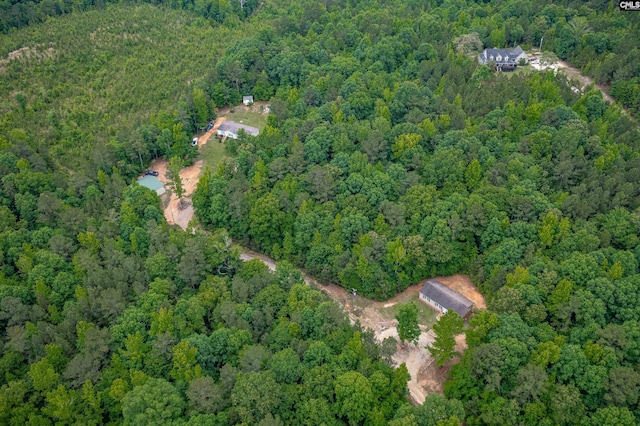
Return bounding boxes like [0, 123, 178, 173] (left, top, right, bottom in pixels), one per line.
[198, 106, 269, 171]
[199, 139, 228, 172]
[379, 297, 439, 329]
[506, 64, 535, 78]
[225, 108, 269, 130]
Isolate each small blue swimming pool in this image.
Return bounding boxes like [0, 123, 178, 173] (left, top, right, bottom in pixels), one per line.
[137, 175, 165, 195]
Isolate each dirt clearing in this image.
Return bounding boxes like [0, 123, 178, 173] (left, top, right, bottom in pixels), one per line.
[148, 117, 228, 230]
[529, 52, 616, 104]
[238, 248, 483, 405]
[436, 274, 486, 309]
[556, 60, 615, 103]
[149, 157, 203, 229]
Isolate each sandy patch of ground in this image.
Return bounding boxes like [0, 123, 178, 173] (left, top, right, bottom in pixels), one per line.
[149, 157, 169, 181]
[238, 248, 483, 405]
[555, 60, 615, 103]
[148, 117, 228, 230]
[149, 157, 201, 229]
[163, 160, 202, 229]
[195, 116, 226, 148]
[312, 277, 480, 403]
[436, 274, 486, 309]
[369, 274, 486, 311]
[529, 53, 616, 104]
[417, 333, 467, 395]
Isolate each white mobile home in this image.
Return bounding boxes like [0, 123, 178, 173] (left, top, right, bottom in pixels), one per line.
[217, 121, 260, 139]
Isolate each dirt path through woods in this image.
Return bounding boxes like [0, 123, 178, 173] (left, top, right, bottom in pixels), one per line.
[152, 118, 227, 229]
[530, 54, 616, 104]
[148, 103, 485, 403]
[556, 60, 616, 104]
[239, 249, 481, 404]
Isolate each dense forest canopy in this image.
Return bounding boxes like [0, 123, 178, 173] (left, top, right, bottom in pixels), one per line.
[2, 0, 640, 424]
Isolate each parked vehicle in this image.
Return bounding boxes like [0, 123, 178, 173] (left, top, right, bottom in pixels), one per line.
[206, 123, 213, 131]
[145, 170, 159, 176]
[192, 137, 199, 146]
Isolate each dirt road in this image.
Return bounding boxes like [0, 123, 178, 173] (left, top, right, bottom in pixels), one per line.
[238, 249, 479, 404]
[556, 60, 616, 103]
[153, 118, 227, 229]
[530, 54, 616, 104]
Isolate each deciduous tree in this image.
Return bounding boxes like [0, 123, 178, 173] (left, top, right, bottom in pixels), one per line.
[396, 302, 420, 345]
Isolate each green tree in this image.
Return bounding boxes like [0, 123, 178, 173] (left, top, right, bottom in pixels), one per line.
[28, 358, 59, 392]
[334, 371, 374, 425]
[187, 376, 226, 414]
[231, 371, 281, 424]
[429, 311, 464, 367]
[249, 192, 287, 250]
[268, 348, 303, 384]
[168, 156, 185, 207]
[171, 340, 204, 382]
[192, 87, 211, 128]
[396, 302, 420, 345]
[121, 378, 185, 425]
[465, 158, 482, 191]
[586, 407, 636, 426]
[414, 393, 465, 426]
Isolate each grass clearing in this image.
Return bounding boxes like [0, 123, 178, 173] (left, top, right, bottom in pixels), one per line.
[380, 297, 438, 329]
[226, 108, 268, 130]
[505, 65, 535, 78]
[199, 139, 228, 172]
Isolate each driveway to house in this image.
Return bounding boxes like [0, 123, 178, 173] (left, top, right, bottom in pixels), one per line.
[238, 249, 480, 405]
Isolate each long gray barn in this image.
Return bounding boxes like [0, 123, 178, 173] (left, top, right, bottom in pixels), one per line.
[419, 279, 474, 318]
[217, 121, 259, 139]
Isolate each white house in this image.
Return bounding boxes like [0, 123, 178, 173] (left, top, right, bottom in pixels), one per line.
[243, 95, 254, 106]
[478, 46, 527, 70]
[217, 121, 259, 139]
[419, 279, 474, 318]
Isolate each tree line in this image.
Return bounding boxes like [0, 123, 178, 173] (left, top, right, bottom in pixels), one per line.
[0, 0, 260, 33]
[2, 0, 640, 424]
[189, 1, 640, 424]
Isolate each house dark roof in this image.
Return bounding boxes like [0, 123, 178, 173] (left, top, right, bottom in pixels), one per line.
[478, 46, 525, 65]
[511, 46, 524, 56]
[420, 279, 474, 317]
[217, 121, 259, 136]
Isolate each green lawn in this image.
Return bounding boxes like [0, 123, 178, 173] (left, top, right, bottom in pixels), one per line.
[380, 297, 438, 329]
[225, 108, 269, 130]
[506, 65, 535, 78]
[199, 139, 228, 172]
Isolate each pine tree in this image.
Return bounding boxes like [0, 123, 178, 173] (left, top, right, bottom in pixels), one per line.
[429, 310, 464, 367]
